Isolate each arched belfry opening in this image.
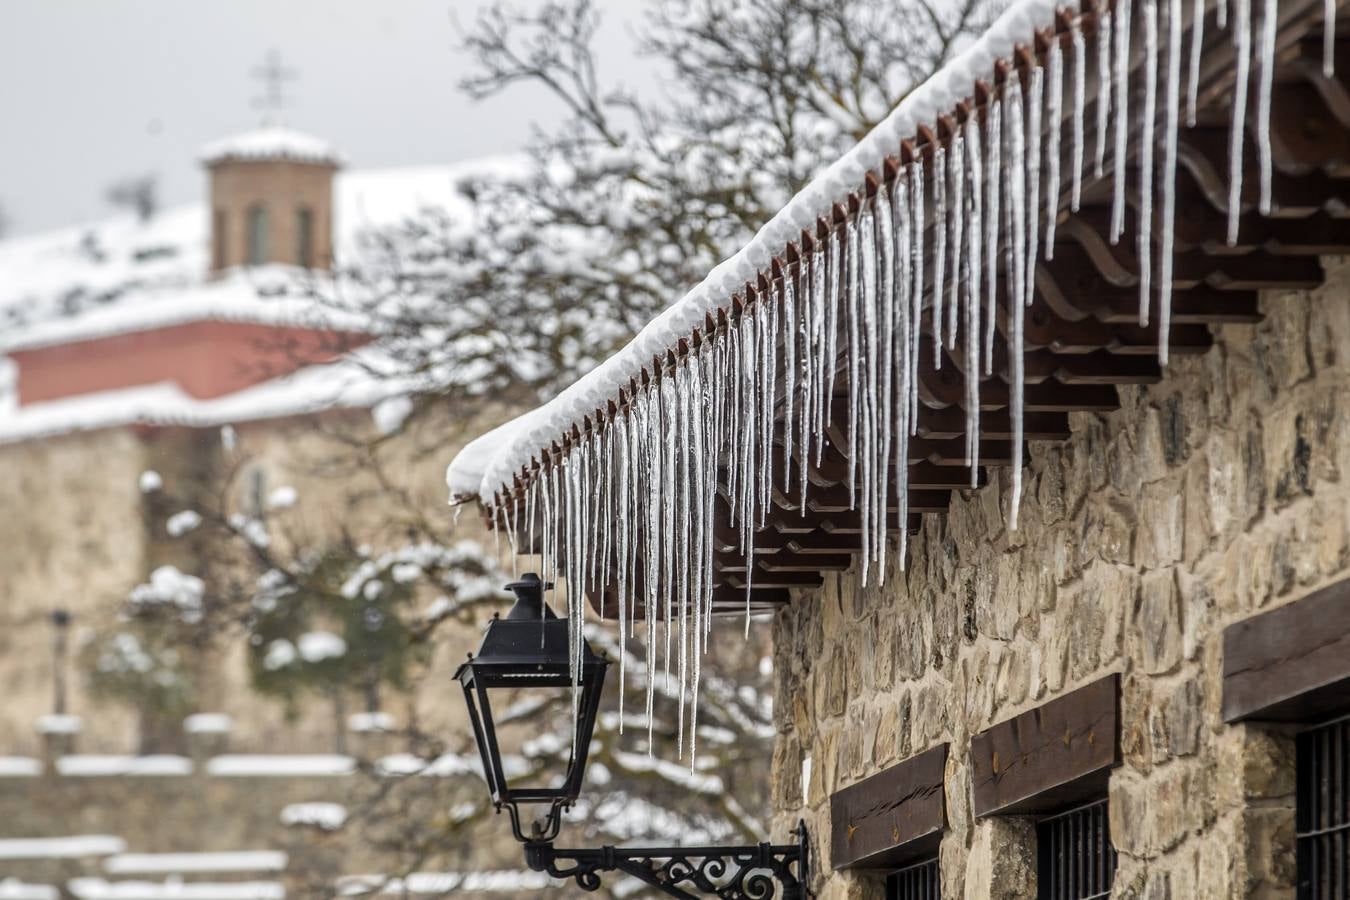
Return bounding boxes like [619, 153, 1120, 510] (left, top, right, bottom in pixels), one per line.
[202, 51, 341, 275]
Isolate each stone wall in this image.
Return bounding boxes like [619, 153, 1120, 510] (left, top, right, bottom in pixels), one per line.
[770, 260, 1350, 897]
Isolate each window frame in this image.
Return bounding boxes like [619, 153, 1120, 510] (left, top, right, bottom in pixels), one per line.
[1035, 797, 1117, 900]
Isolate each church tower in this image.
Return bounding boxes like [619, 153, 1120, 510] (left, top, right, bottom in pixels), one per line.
[202, 52, 341, 275]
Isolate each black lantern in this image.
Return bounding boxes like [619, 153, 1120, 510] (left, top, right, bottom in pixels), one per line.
[458, 575, 809, 898]
[456, 572, 608, 842]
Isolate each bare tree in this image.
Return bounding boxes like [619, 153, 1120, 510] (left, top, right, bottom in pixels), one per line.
[106, 173, 159, 222]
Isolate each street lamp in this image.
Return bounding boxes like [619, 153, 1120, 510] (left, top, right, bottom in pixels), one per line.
[456, 574, 810, 898]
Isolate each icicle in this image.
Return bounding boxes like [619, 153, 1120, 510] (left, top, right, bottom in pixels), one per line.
[1326, 0, 1336, 76]
[964, 115, 984, 483]
[1025, 67, 1043, 305]
[908, 159, 924, 433]
[984, 99, 1001, 376]
[1072, 22, 1087, 211]
[1227, 0, 1252, 244]
[675, 366, 691, 758]
[875, 185, 895, 579]
[846, 218, 862, 510]
[1256, 0, 1277, 215]
[1219, 0, 1228, 29]
[1160, 0, 1183, 364]
[947, 132, 965, 348]
[1139, 0, 1158, 326]
[782, 273, 797, 489]
[1112, 0, 1133, 245]
[1187, 0, 1204, 125]
[859, 205, 879, 584]
[821, 229, 842, 465]
[932, 145, 948, 362]
[1096, 11, 1113, 178]
[1007, 81, 1028, 339]
[760, 283, 778, 526]
[891, 174, 913, 573]
[1046, 46, 1064, 259]
[739, 311, 758, 635]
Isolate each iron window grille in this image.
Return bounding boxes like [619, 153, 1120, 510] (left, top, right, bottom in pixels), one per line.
[885, 856, 939, 900]
[1037, 798, 1116, 900]
[1297, 712, 1350, 898]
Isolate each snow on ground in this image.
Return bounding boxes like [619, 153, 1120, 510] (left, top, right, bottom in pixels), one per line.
[67, 880, 284, 900]
[0, 836, 126, 860]
[55, 756, 193, 777]
[346, 712, 394, 733]
[205, 755, 356, 777]
[103, 851, 287, 875]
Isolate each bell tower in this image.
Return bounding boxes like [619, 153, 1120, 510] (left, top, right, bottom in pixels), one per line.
[202, 51, 341, 275]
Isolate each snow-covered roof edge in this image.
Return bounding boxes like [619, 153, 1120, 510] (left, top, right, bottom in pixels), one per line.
[446, 0, 1064, 503]
[200, 127, 343, 167]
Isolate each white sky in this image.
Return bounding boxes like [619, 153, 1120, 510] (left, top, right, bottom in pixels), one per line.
[0, 0, 655, 237]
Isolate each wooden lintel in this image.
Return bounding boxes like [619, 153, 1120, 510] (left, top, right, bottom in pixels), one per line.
[971, 674, 1121, 817]
[1222, 576, 1350, 723]
[830, 743, 948, 871]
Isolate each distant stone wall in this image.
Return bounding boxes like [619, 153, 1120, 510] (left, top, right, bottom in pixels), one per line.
[0, 402, 509, 758]
[771, 261, 1350, 896]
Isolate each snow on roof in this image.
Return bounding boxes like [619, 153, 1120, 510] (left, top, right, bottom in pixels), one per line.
[0, 757, 42, 777]
[204, 754, 357, 777]
[0, 836, 127, 861]
[67, 880, 284, 900]
[279, 802, 348, 831]
[103, 851, 287, 875]
[55, 756, 194, 777]
[445, 0, 1063, 502]
[0, 882, 57, 900]
[182, 713, 233, 735]
[199, 126, 342, 166]
[336, 872, 560, 896]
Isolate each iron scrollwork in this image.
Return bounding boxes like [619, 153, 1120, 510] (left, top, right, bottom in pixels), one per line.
[522, 820, 810, 899]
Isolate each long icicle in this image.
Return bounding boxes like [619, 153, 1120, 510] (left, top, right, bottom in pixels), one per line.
[948, 131, 965, 348]
[1160, 0, 1183, 363]
[965, 115, 984, 483]
[984, 97, 1002, 376]
[1072, 21, 1087, 210]
[1187, 0, 1205, 125]
[1046, 44, 1064, 259]
[1228, 0, 1253, 244]
[1256, 0, 1278, 215]
[1139, 0, 1159, 326]
[1112, 0, 1134, 245]
[909, 159, 925, 433]
[1097, 10, 1114, 178]
[932, 146, 948, 362]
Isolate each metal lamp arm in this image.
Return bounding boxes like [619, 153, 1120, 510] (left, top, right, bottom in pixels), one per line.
[521, 821, 810, 899]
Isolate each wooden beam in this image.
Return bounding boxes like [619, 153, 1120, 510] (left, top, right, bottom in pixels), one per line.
[1222, 576, 1350, 723]
[970, 674, 1121, 817]
[830, 743, 947, 871]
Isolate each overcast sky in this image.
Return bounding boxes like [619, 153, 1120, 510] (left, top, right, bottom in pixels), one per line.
[0, 0, 655, 238]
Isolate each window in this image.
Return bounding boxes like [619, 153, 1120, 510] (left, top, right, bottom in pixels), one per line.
[246, 204, 268, 265]
[1037, 798, 1116, 900]
[1296, 713, 1350, 898]
[212, 208, 226, 269]
[296, 207, 313, 268]
[885, 857, 938, 900]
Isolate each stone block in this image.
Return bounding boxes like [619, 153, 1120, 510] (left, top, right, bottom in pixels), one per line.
[962, 817, 1036, 900]
[1135, 570, 1182, 676]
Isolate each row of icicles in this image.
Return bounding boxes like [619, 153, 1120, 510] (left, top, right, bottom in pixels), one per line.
[488, 0, 1332, 767]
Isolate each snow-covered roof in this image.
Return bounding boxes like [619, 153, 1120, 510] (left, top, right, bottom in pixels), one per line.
[445, 0, 1064, 502]
[0, 158, 520, 442]
[199, 126, 342, 166]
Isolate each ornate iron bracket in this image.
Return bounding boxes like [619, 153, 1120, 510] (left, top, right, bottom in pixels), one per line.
[521, 820, 810, 899]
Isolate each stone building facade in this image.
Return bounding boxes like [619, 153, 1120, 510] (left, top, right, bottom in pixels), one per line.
[769, 264, 1350, 897]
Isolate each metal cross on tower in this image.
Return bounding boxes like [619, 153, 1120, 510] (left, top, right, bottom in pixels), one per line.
[251, 48, 297, 125]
